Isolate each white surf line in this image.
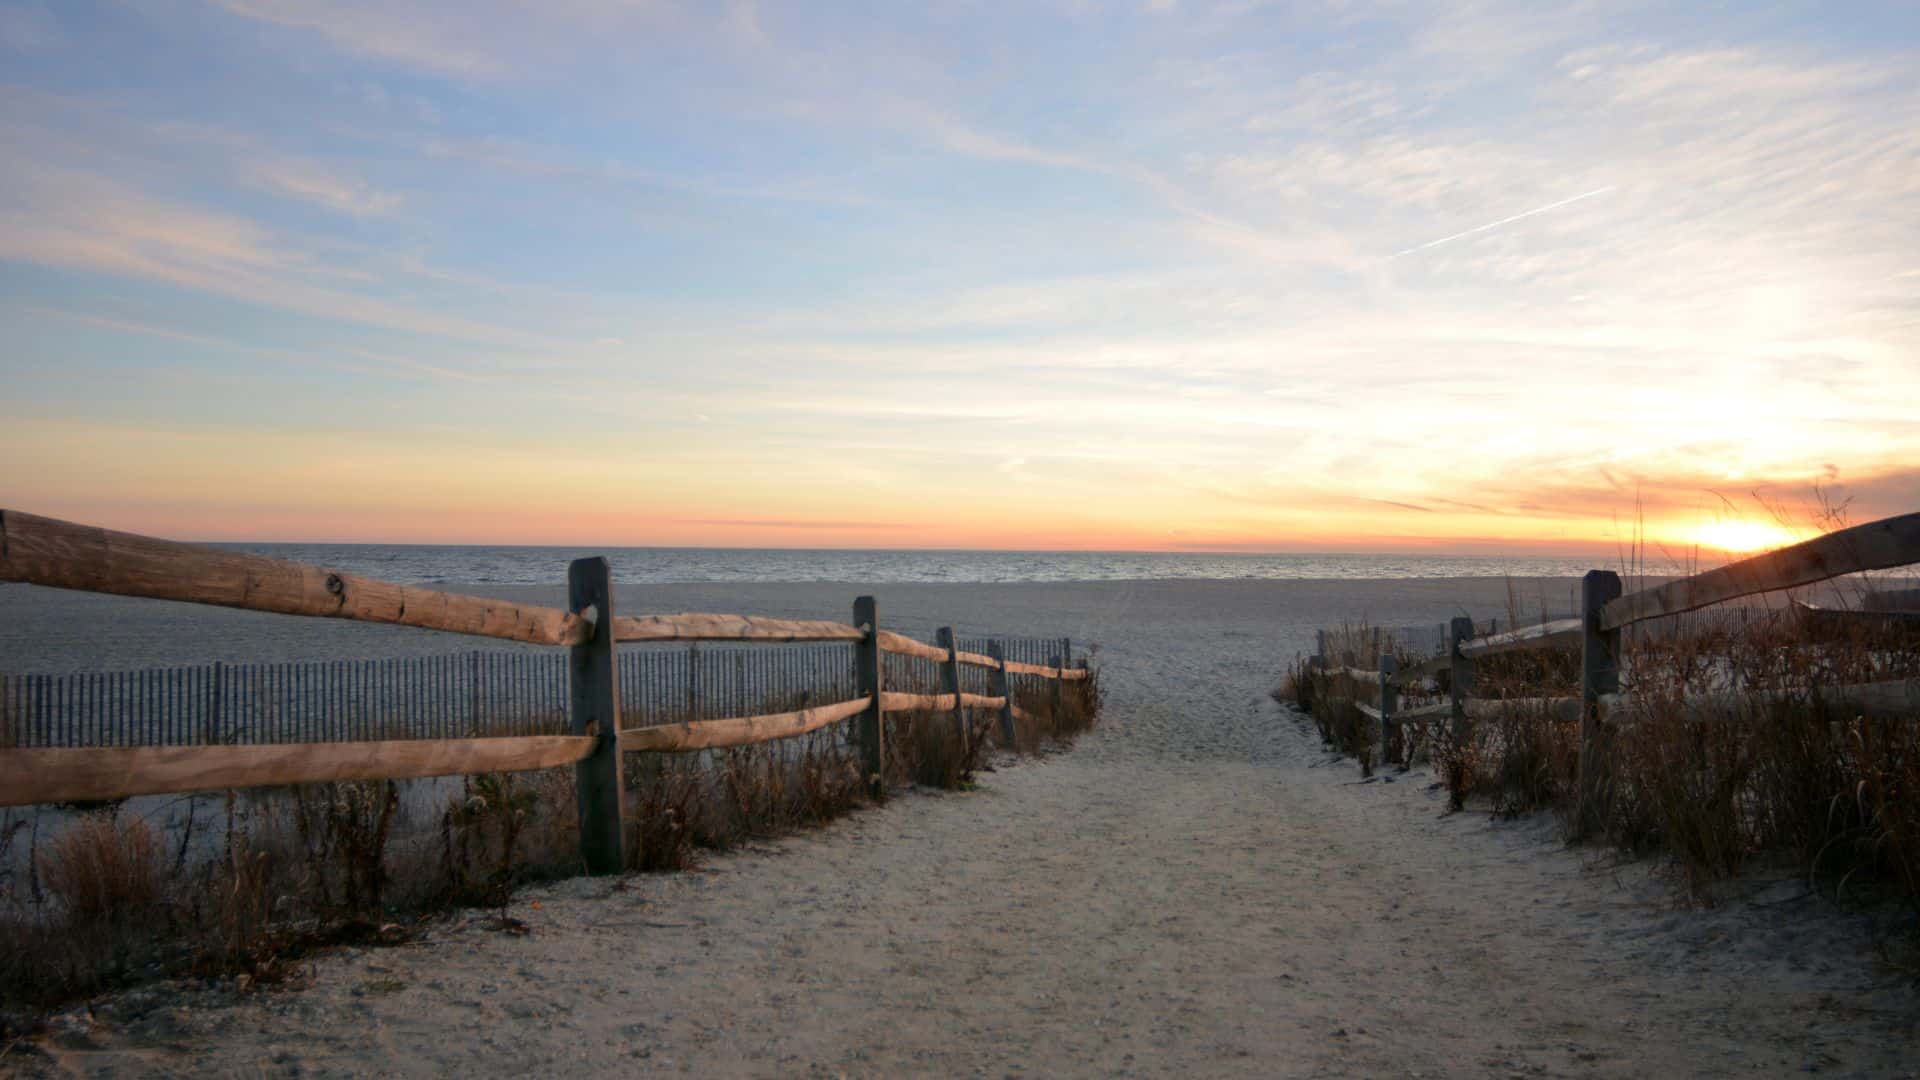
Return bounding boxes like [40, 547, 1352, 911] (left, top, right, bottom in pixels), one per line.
[1392, 186, 1614, 258]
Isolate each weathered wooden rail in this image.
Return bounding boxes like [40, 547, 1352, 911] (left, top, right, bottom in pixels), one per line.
[0, 509, 1092, 872]
[1303, 510, 1920, 834]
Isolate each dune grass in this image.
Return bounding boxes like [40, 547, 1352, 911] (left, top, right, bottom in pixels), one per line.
[1285, 602, 1920, 914]
[0, 659, 1103, 1032]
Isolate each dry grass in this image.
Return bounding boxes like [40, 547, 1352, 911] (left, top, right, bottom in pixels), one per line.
[618, 657, 1107, 875]
[0, 814, 173, 1019]
[1003, 669, 1100, 754]
[1294, 664, 1376, 773]
[887, 709, 990, 789]
[0, 770, 588, 1029]
[619, 703, 870, 873]
[1440, 644, 1581, 817]
[439, 770, 582, 906]
[1286, 597, 1920, 913]
[0, 656, 1104, 1032]
[41, 813, 164, 925]
[1439, 696, 1580, 819]
[1591, 593, 1920, 903]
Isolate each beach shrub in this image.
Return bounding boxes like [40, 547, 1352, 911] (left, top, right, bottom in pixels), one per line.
[1004, 663, 1101, 753]
[41, 812, 164, 926]
[1449, 697, 1579, 819]
[619, 711, 869, 873]
[1848, 712, 1920, 906]
[1277, 608, 1920, 911]
[1461, 645, 1580, 818]
[1297, 665, 1376, 772]
[0, 650, 1104, 1031]
[888, 709, 989, 789]
[441, 770, 581, 906]
[625, 753, 704, 872]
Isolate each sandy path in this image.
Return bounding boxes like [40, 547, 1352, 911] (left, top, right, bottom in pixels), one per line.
[10, 578, 1917, 1076]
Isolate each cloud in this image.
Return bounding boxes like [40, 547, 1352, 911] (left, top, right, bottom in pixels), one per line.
[416, 132, 879, 208]
[673, 517, 908, 529]
[210, 0, 685, 84]
[211, 0, 508, 78]
[245, 158, 403, 217]
[0, 160, 549, 349]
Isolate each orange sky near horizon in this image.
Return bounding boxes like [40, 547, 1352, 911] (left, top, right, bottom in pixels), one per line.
[3, 416, 1891, 558]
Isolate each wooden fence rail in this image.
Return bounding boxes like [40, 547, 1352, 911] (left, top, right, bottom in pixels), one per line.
[0, 510, 592, 647]
[0, 735, 596, 807]
[1455, 618, 1582, 659]
[1301, 509, 1920, 826]
[0, 509, 1095, 871]
[1598, 512, 1920, 631]
[618, 697, 874, 754]
[615, 613, 865, 644]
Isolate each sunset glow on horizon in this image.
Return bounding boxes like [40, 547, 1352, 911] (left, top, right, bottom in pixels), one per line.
[3, 3, 1916, 556]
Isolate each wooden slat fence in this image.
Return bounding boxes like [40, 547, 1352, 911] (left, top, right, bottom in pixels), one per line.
[0, 642, 909, 748]
[0, 509, 1094, 873]
[0, 652, 570, 748]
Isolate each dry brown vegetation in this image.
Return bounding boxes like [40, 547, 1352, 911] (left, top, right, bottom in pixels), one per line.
[1285, 602, 1920, 916]
[0, 773, 587, 1030]
[0, 661, 1102, 1032]
[1287, 630, 1379, 773]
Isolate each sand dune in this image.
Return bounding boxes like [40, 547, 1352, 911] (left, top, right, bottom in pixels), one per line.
[7, 577, 1914, 1076]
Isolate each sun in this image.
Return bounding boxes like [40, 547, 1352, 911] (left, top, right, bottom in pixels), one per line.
[1691, 518, 1807, 554]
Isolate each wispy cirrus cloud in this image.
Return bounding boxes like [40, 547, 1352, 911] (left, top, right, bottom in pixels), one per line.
[0, 157, 549, 349]
[243, 158, 404, 218]
[210, 0, 512, 78]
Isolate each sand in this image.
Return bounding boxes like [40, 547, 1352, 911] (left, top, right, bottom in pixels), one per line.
[6, 577, 1917, 1077]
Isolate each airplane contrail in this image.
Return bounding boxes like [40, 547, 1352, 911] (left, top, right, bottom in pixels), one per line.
[1392, 185, 1615, 258]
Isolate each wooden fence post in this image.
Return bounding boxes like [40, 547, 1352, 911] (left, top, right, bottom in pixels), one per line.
[1378, 653, 1397, 767]
[1316, 629, 1326, 662]
[1577, 569, 1623, 839]
[1050, 640, 1067, 717]
[1449, 616, 1475, 751]
[987, 640, 1016, 748]
[1059, 634, 1075, 703]
[936, 626, 965, 754]
[853, 595, 884, 798]
[686, 643, 700, 719]
[734, 653, 746, 717]
[206, 660, 223, 745]
[568, 556, 625, 875]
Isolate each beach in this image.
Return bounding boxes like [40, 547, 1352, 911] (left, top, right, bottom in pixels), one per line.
[6, 576, 1915, 1075]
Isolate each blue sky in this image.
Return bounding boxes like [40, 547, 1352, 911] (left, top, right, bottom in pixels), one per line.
[2, 1, 1916, 551]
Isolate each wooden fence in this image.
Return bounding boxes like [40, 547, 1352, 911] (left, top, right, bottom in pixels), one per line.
[0, 509, 1090, 873]
[0, 635, 1078, 750]
[1302, 510, 1920, 834]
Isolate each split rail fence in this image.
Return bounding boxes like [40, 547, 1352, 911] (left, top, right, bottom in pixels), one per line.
[1304, 510, 1920, 833]
[0, 509, 1090, 873]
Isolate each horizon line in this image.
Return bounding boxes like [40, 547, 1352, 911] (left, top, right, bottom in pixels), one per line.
[203, 537, 1638, 559]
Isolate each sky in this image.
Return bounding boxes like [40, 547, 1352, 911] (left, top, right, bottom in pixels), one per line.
[1, 1, 1916, 555]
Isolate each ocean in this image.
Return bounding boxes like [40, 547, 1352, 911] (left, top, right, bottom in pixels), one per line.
[219, 544, 1614, 586]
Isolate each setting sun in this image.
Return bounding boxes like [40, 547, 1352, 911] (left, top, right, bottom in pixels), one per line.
[1692, 518, 1811, 554]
